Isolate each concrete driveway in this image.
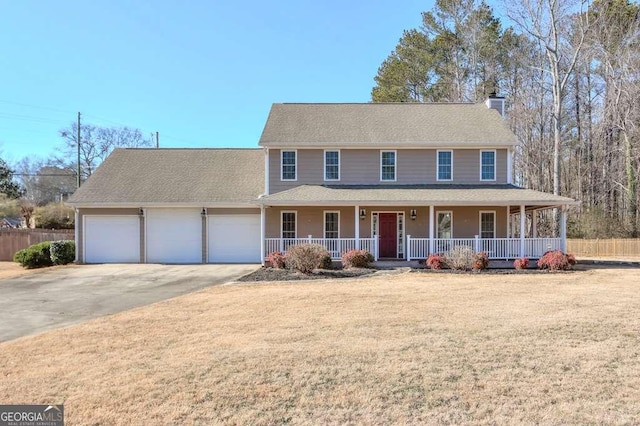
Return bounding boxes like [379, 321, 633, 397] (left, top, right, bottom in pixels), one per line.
[0, 263, 258, 343]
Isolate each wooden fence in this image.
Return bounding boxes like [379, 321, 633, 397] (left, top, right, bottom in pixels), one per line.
[567, 239, 640, 258]
[0, 229, 75, 261]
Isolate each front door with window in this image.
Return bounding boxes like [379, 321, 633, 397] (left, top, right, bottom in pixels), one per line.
[378, 213, 397, 258]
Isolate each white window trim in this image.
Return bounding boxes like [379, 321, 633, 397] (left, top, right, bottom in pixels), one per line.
[323, 210, 340, 238]
[479, 210, 496, 238]
[480, 149, 497, 182]
[323, 150, 340, 181]
[380, 150, 397, 182]
[436, 210, 454, 238]
[280, 150, 297, 181]
[280, 210, 297, 238]
[436, 150, 453, 182]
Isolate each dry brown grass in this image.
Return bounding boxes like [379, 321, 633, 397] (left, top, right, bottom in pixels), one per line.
[1, 266, 640, 425]
[0, 261, 36, 279]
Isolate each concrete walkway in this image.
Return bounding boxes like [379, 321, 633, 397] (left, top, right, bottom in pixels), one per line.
[0, 263, 258, 342]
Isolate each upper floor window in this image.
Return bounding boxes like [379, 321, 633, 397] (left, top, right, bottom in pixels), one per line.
[281, 211, 296, 238]
[281, 150, 297, 181]
[480, 150, 496, 181]
[380, 150, 396, 181]
[437, 150, 453, 181]
[324, 211, 339, 238]
[324, 150, 340, 181]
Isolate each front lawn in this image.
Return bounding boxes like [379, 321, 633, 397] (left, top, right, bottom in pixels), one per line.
[1, 266, 639, 424]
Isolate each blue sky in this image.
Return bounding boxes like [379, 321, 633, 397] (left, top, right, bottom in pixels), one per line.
[0, 0, 435, 164]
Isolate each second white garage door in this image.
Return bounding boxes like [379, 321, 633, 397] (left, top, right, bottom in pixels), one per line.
[146, 209, 202, 263]
[208, 214, 261, 263]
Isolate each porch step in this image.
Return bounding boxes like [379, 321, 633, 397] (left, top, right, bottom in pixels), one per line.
[373, 260, 421, 269]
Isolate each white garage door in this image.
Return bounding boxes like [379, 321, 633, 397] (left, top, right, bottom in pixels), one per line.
[84, 216, 140, 263]
[208, 214, 261, 263]
[146, 209, 202, 263]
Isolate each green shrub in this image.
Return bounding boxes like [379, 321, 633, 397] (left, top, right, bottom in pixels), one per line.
[50, 240, 75, 265]
[13, 241, 53, 269]
[320, 254, 333, 270]
[286, 244, 330, 274]
[341, 249, 374, 268]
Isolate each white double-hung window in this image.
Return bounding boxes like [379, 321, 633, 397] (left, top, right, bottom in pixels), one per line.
[380, 150, 396, 181]
[480, 150, 496, 181]
[281, 150, 297, 181]
[324, 150, 340, 181]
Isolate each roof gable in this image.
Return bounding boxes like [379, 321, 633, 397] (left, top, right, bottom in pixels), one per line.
[67, 148, 264, 206]
[259, 103, 517, 148]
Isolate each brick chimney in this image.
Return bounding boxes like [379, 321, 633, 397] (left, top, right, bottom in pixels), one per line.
[485, 91, 505, 117]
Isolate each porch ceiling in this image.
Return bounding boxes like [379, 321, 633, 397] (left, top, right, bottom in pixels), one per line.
[261, 184, 578, 209]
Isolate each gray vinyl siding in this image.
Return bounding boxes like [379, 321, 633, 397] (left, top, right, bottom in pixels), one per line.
[269, 148, 508, 193]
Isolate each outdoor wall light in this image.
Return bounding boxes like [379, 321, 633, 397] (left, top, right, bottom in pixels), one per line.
[410, 209, 417, 220]
[201, 208, 207, 216]
[360, 209, 366, 220]
[138, 208, 144, 216]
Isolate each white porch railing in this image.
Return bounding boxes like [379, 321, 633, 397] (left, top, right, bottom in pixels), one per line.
[407, 237, 563, 260]
[265, 237, 378, 260]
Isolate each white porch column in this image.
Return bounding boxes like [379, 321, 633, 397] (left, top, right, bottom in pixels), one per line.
[429, 205, 435, 254]
[74, 209, 79, 262]
[520, 205, 526, 258]
[260, 205, 266, 265]
[560, 205, 567, 252]
[532, 210, 538, 238]
[506, 205, 510, 238]
[354, 205, 360, 250]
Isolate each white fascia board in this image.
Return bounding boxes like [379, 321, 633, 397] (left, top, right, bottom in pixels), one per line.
[262, 200, 579, 207]
[263, 142, 517, 150]
[69, 202, 262, 209]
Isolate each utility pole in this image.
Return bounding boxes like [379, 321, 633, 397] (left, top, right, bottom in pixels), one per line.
[77, 112, 81, 189]
[155, 131, 159, 148]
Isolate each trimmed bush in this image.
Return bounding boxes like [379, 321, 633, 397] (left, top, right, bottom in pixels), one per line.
[50, 240, 75, 265]
[13, 241, 53, 269]
[537, 250, 576, 271]
[320, 254, 333, 270]
[473, 251, 489, 271]
[267, 251, 287, 269]
[341, 249, 374, 269]
[426, 254, 445, 270]
[514, 257, 529, 270]
[286, 244, 330, 274]
[444, 246, 475, 271]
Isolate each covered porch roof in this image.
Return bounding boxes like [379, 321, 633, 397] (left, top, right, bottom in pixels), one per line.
[261, 184, 578, 210]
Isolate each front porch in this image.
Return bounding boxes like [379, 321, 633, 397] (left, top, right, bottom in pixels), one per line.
[264, 236, 563, 261]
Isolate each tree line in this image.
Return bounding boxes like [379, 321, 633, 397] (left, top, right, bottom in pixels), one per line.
[372, 0, 640, 238]
[0, 122, 151, 228]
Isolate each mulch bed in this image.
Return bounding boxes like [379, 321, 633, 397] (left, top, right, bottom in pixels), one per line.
[410, 267, 580, 274]
[238, 267, 377, 282]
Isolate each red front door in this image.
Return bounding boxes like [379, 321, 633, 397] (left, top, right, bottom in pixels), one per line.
[379, 213, 397, 258]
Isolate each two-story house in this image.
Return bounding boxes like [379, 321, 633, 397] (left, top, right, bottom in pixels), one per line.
[68, 96, 577, 264]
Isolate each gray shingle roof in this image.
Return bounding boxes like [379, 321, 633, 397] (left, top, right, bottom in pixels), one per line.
[67, 148, 264, 206]
[259, 103, 517, 147]
[262, 185, 577, 207]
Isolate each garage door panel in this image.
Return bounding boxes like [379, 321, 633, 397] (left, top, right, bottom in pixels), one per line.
[146, 209, 202, 263]
[208, 215, 260, 263]
[85, 216, 140, 263]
